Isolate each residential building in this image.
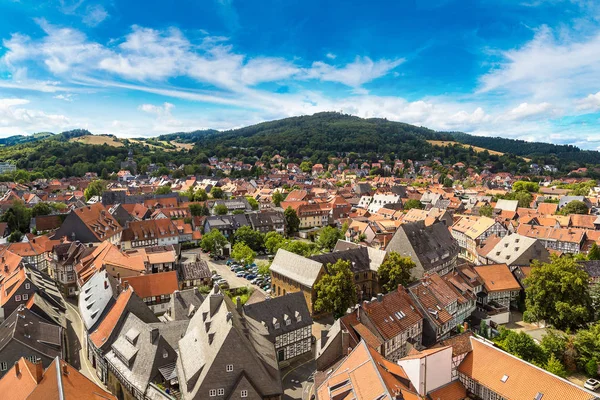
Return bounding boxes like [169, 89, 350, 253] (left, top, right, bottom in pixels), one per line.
[451, 216, 508, 262]
[473, 264, 521, 308]
[121, 219, 179, 250]
[76, 241, 146, 285]
[53, 203, 122, 245]
[122, 271, 180, 314]
[481, 233, 550, 269]
[248, 211, 285, 234]
[204, 214, 250, 239]
[177, 260, 212, 289]
[517, 224, 585, 254]
[0, 162, 16, 175]
[0, 356, 116, 400]
[367, 193, 401, 214]
[270, 249, 325, 315]
[50, 241, 91, 297]
[386, 221, 459, 278]
[163, 287, 204, 321]
[243, 292, 313, 363]
[176, 284, 283, 400]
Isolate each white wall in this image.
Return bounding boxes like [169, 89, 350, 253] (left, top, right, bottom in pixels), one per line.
[398, 346, 453, 396]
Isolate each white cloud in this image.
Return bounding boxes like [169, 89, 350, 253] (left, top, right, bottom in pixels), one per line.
[0, 98, 71, 135]
[576, 92, 600, 111]
[479, 25, 600, 100]
[306, 56, 404, 87]
[326, 53, 336, 59]
[83, 5, 109, 27]
[53, 93, 74, 102]
[504, 102, 554, 120]
[138, 102, 175, 117]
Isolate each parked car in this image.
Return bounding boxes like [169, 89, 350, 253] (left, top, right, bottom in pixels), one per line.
[236, 271, 246, 277]
[245, 274, 256, 280]
[226, 259, 234, 266]
[585, 379, 600, 391]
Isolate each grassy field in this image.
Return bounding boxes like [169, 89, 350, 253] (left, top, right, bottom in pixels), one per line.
[169, 141, 194, 151]
[70, 135, 124, 147]
[427, 140, 531, 161]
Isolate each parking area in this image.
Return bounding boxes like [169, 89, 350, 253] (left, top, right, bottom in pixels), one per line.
[281, 352, 317, 400]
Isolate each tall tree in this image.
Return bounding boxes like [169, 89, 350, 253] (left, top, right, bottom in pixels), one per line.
[214, 204, 228, 215]
[264, 231, 285, 254]
[231, 242, 256, 264]
[589, 243, 600, 260]
[314, 260, 357, 318]
[559, 200, 589, 215]
[234, 225, 264, 252]
[210, 187, 224, 199]
[403, 199, 423, 211]
[284, 207, 300, 236]
[317, 226, 342, 251]
[155, 185, 172, 195]
[479, 204, 493, 218]
[245, 196, 259, 210]
[524, 256, 592, 331]
[200, 229, 228, 254]
[272, 192, 284, 207]
[378, 252, 416, 293]
[84, 180, 106, 201]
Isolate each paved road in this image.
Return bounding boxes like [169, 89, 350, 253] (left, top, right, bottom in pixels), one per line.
[65, 300, 106, 388]
[281, 352, 317, 400]
[183, 249, 268, 294]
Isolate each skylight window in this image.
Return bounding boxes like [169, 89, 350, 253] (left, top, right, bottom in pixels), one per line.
[501, 375, 509, 383]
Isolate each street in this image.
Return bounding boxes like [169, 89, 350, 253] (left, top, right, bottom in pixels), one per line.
[65, 300, 106, 388]
[281, 352, 317, 400]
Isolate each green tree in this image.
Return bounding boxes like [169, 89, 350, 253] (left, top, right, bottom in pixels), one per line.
[234, 225, 264, 252]
[314, 259, 357, 318]
[31, 202, 52, 217]
[540, 330, 568, 361]
[210, 187, 224, 199]
[258, 263, 271, 276]
[214, 204, 228, 215]
[84, 180, 106, 201]
[495, 328, 546, 364]
[403, 199, 423, 211]
[284, 207, 300, 236]
[378, 252, 415, 293]
[272, 192, 284, 207]
[189, 203, 209, 217]
[245, 196, 259, 210]
[281, 240, 319, 257]
[317, 226, 342, 251]
[574, 323, 600, 375]
[559, 200, 589, 215]
[545, 353, 568, 378]
[479, 204, 493, 217]
[7, 231, 23, 243]
[2, 201, 31, 233]
[264, 232, 285, 254]
[443, 177, 453, 188]
[589, 243, 600, 260]
[300, 161, 312, 173]
[232, 242, 256, 264]
[524, 256, 592, 330]
[155, 185, 172, 195]
[195, 189, 208, 201]
[200, 229, 228, 254]
[513, 181, 540, 193]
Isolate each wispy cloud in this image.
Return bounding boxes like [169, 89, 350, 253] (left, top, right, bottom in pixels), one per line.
[83, 4, 109, 27]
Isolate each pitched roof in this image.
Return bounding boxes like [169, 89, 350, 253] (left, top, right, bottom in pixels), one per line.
[122, 271, 179, 299]
[459, 337, 595, 400]
[361, 288, 423, 341]
[72, 203, 122, 241]
[0, 358, 39, 400]
[89, 287, 133, 348]
[473, 264, 521, 292]
[270, 249, 323, 288]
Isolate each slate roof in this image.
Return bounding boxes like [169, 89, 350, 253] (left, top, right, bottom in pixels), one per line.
[243, 291, 312, 339]
[177, 260, 211, 281]
[166, 288, 205, 321]
[270, 248, 323, 288]
[311, 246, 385, 274]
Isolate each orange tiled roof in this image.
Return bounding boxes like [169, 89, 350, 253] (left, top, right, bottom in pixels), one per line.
[473, 264, 520, 292]
[89, 287, 133, 348]
[122, 270, 179, 299]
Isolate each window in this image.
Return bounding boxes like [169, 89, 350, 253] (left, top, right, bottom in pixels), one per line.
[25, 283, 30, 290]
[226, 364, 233, 372]
[22, 294, 28, 301]
[218, 389, 225, 396]
[209, 389, 217, 397]
[15, 295, 21, 302]
[241, 390, 248, 397]
[0, 362, 6, 371]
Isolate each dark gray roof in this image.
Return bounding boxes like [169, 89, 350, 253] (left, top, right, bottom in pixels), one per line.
[177, 260, 211, 281]
[311, 247, 372, 274]
[243, 292, 312, 339]
[386, 221, 458, 273]
[166, 288, 205, 321]
[579, 260, 600, 278]
[0, 305, 63, 360]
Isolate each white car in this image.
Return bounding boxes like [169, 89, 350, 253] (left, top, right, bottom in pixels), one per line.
[584, 378, 600, 391]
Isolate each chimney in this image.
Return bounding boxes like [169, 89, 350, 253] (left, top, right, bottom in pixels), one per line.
[150, 327, 159, 343]
[104, 280, 108, 290]
[377, 293, 383, 302]
[62, 362, 69, 376]
[34, 360, 43, 383]
[14, 361, 20, 376]
[236, 296, 243, 313]
[356, 304, 360, 322]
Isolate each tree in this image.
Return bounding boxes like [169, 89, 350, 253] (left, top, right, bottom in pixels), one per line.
[540, 330, 568, 361]
[300, 161, 312, 173]
[214, 204, 228, 215]
[2, 201, 31, 233]
[200, 229, 228, 254]
[234, 225, 264, 252]
[284, 207, 300, 236]
[245, 196, 259, 210]
[559, 200, 589, 215]
[84, 180, 106, 201]
[495, 328, 546, 364]
[31, 202, 52, 217]
[589, 243, 600, 260]
[317, 226, 342, 251]
[281, 240, 319, 257]
[378, 252, 415, 293]
[232, 242, 255, 264]
[314, 260, 357, 318]
[258, 263, 271, 276]
[7, 231, 23, 243]
[403, 199, 423, 211]
[479, 204, 493, 217]
[155, 185, 172, 195]
[210, 187, 224, 199]
[524, 256, 592, 330]
[195, 189, 208, 201]
[574, 323, 600, 375]
[272, 192, 284, 207]
[513, 181, 540, 193]
[443, 177, 453, 188]
[264, 231, 285, 254]
[545, 353, 567, 378]
[189, 203, 209, 217]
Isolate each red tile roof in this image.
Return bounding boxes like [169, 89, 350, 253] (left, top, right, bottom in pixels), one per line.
[122, 271, 179, 299]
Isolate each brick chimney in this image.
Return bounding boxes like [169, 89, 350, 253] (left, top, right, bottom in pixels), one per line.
[13, 361, 20, 376]
[34, 360, 43, 383]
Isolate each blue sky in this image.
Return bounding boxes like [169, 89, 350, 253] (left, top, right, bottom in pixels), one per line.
[2, 0, 600, 149]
